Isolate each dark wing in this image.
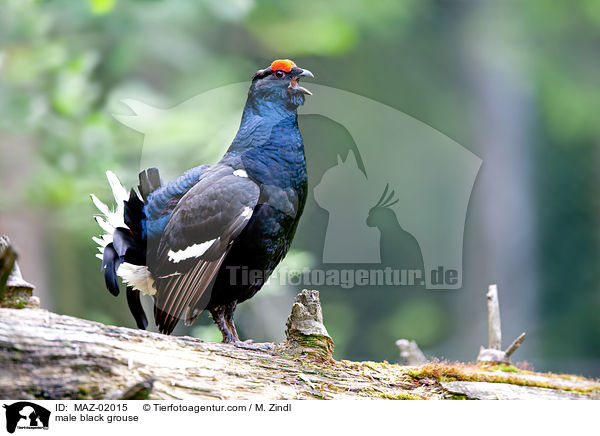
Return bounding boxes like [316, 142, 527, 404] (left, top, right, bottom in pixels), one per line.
[150, 164, 259, 334]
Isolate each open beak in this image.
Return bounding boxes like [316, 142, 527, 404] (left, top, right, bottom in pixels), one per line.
[289, 68, 314, 95]
[297, 69, 314, 79]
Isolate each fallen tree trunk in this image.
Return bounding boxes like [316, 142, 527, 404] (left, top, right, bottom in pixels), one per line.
[0, 293, 598, 400]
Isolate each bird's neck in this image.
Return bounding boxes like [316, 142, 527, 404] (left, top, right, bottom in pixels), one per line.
[224, 97, 306, 189]
[245, 93, 298, 119]
[227, 96, 301, 153]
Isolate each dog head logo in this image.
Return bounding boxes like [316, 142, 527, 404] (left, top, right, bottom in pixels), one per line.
[3, 402, 50, 433]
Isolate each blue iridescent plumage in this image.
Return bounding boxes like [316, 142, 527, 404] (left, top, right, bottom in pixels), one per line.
[95, 60, 314, 342]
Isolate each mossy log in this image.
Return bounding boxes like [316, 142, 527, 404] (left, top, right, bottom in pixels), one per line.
[0, 291, 599, 400]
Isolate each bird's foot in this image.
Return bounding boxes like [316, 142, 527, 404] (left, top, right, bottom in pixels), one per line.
[233, 340, 274, 352]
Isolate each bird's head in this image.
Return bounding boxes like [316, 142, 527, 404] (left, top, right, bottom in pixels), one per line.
[366, 184, 399, 228]
[249, 59, 314, 109]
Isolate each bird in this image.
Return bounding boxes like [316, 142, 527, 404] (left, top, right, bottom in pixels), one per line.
[366, 184, 424, 281]
[91, 59, 314, 345]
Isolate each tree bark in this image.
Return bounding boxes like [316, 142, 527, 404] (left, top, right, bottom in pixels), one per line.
[1, 305, 598, 400]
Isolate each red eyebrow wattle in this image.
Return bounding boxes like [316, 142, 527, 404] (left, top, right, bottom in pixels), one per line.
[270, 59, 296, 73]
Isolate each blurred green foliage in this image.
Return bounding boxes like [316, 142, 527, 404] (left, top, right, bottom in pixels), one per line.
[1, 0, 599, 374]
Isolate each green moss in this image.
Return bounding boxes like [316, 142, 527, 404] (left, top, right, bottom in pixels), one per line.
[0, 286, 34, 309]
[354, 387, 422, 400]
[285, 333, 334, 361]
[77, 386, 91, 399]
[402, 361, 600, 396]
[485, 363, 520, 373]
[498, 365, 520, 373]
[446, 393, 469, 400]
[14, 300, 27, 309]
[439, 375, 457, 382]
[405, 367, 426, 378]
[379, 391, 423, 400]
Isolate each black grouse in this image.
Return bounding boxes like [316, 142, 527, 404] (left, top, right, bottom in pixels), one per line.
[92, 59, 314, 343]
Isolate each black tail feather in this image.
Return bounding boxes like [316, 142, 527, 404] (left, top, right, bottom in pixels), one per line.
[102, 243, 121, 296]
[126, 286, 148, 330]
[112, 227, 145, 265]
[147, 167, 161, 191]
[138, 173, 150, 203]
[138, 168, 162, 202]
[124, 189, 145, 239]
[101, 168, 164, 330]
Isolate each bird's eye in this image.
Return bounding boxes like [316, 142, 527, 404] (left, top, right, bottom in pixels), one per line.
[274, 70, 285, 78]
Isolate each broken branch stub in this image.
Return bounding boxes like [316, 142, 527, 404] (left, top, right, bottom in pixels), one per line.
[0, 235, 37, 309]
[0, 235, 17, 297]
[505, 332, 526, 358]
[282, 289, 334, 361]
[396, 339, 427, 366]
[487, 284, 502, 350]
[477, 284, 526, 364]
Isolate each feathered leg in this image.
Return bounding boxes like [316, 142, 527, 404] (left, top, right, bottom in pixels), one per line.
[209, 306, 238, 343]
[223, 301, 240, 342]
[223, 301, 273, 351]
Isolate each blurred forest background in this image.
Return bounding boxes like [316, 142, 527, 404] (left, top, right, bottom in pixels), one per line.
[1, 0, 599, 376]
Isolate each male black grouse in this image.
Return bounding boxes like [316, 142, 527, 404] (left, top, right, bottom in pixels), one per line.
[92, 59, 313, 344]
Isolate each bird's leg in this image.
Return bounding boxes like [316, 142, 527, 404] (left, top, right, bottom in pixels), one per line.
[225, 301, 274, 352]
[209, 306, 237, 343]
[223, 301, 240, 343]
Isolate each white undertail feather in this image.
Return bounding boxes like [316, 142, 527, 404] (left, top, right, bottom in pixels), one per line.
[91, 170, 156, 296]
[90, 193, 111, 217]
[117, 263, 156, 296]
[106, 170, 129, 208]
